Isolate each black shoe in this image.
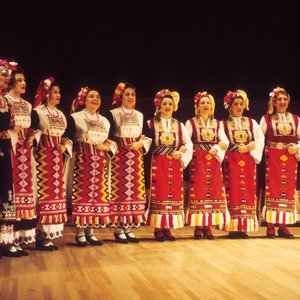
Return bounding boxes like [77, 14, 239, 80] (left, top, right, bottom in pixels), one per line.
[51, 244, 59, 251]
[36, 240, 56, 251]
[194, 228, 203, 240]
[114, 232, 128, 244]
[278, 229, 294, 239]
[202, 227, 215, 240]
[17, 249, 30, 256]
[1, 247, 21, 257]
[266, 229, 276, 239]
[125, 232, 139, 243]
[75, 236, 88, 247]
[154, 230, 165, 242]
[239, 232, 249, 239]
[86, 235, 103, 246]
[229, 232, 239, 239]
[163, 229, 176, 241]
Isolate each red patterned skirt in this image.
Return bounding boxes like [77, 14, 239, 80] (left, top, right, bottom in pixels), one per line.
[35, 135, 67, 224]
[186, 149, 228, 227]
[110, 144, 146, 227]
[147, 154, 184, 229]
[11, 138, 36, 220]
[223, 152, 258, 232]
[262, 147, 298, 224]
[72, 142, 111, 227]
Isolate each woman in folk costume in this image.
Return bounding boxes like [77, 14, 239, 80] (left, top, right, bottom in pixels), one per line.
[0, 59, 18, 257]
[64, 87, 117, 247]
[260, 87, 300, 238]
[185, 91, 229, 240]
[4, 65, 37, 255]
[146, 89, 193, 241]
[108, 82, 151, 243]
[30, 78, 72, 250]
[222, 90, 264, 239]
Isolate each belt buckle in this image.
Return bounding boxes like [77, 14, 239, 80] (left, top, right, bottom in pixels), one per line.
[276, 142, 284, 150]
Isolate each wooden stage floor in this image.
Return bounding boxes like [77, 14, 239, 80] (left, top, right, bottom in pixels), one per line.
[1, 225, 300, 300]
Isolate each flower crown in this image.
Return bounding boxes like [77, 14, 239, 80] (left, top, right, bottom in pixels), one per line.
[154, 89, 180, 115]
[0, 59, 18, 76]
[34, 77, 56, 107]
[223, 89, 249, 110]
[223, 90, 238, 109]
[267, 86, 289, 115]
[269, 86, 286, 98]
[71, 86, 90, 113]
[112, 82, 126, 106]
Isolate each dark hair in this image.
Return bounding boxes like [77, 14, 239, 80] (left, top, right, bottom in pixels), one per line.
[8, 66, 24, 89]
[123, 82, 136, 91]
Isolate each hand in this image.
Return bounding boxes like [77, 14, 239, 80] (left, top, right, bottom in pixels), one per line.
[0, 131, 10, 140]
[128, 141, 143, 151]
[209, 148, 217, 155]
[57, 144, 66, 154]
[172, 151, 181, 160]
[247, 141, 256, 151]
[25, 135, 35, 147]
[13, 125, 23, 135]
[238, 144, 248, 153]
[96, 143, 110, 152]
[179, 145, 187, 153]
[287, 143, 297, 155]
[218, 141, 228, 151]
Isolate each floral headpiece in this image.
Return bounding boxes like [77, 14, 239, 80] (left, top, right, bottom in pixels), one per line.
[71, 86, 90, 113]
[194, 91, 215, 117]
[268, 86, 289, 115]
[112, 82, 126, 106]
[34, 77, 56, 108]
[0, 59, 18, 77]
[224, 89, 249, 110]
[154, 89, 180, 114]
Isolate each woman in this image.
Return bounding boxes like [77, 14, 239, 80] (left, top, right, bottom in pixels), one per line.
[108, 82, 151, 243]
[0, 59, 17, 257]
[260, 87, 300, 238]
[65, 87, 116, 246]
[4, 66, 37, 255]
[146, 89, 192, 241]
[185, 91, 229, 239]
[31, 78, 72, 250]
[222, 90, 264, 238]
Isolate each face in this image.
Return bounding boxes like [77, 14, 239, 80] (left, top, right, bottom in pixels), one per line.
[197, 96, 212, 116]
[0, 66, 9, 90]
[11, 73, 26, 95]
[160, 97, 174, 117]
[85, 90, 101, 113]
[274, 92, 289, 113]
[47, 85, 61, 107]
[121, 87, 136, 109]
[229, 97, 245, 117]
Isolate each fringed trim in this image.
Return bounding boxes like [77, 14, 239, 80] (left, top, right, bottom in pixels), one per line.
[262, 205, 296, 224]
[226, 217, 258, 232]
[110, 215, 145, 228]
[186, 210, 230, 228]
[72, 216, 111, 228]
[16, 208, 37, 220]
[147, 213, 184, 229]
[0, 224, 14, 245]
[39, 213, 67, 225]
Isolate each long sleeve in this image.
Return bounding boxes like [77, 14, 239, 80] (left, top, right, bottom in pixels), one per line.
[180, 122, 193, 169]
[250, 119, 265, 164]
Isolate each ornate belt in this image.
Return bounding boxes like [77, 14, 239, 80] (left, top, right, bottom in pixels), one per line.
[267, 141, 288, 150]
